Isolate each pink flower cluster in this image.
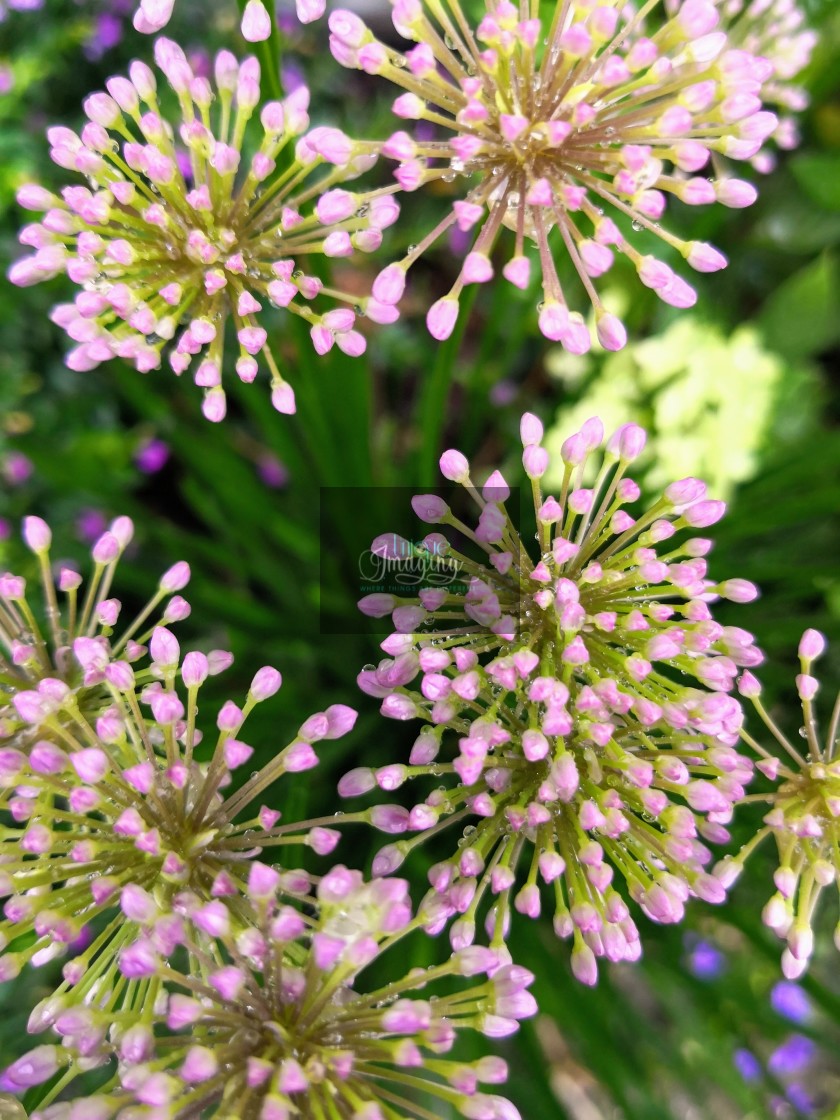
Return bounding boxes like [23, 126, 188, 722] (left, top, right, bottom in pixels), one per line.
[719, 630, 840, 979]
[10, 40, 398, 419]
[721, 0, 817, 169]
[349, 413, 759, 982]
[329, 0, 778, 348]
[8, 866, 532, 1120]
[0, 517, 358, 1010]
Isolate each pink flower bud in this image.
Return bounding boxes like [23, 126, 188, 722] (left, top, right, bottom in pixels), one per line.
[796, 673, 819, 702]
[519, 412, 543, 447]
[248, 861, 280, 899]
[522, 445, 549, 479]
[160, 561, 190, 591]
[84, 92, 121, 128]
[412, 494, 449, 523]
[210, 701, 239, 735]
[167, 996, 203, 1030]
[737, 671, 761, 698]
[607, 423, 646, 462]
[596, 312, 627, 351]
[716, 178, 758, 208]
[683, 500, 726, 527]
[209, 966, 246, 1003]
[686, 241, 727, 272]
[272, 382, 297, 414]
[23, 515, 51, 553]
[522, 729, 549, 761]
[338, 766, 376, 797]
[324, 704, 358, 738]
[372, 263, 406, 305]
[223, 738, 254, 769]
[150, 691, 185, 725]
[427, 296, 459, 340]
[241, 0, 271, 41]
[181, 651, 209, 689]
[206, 650, 234, 677]
[108, 516, 134, 549]
[283, 741, 319, 771]
[718, 579, 759, 603]
[298, 712, 329, 742]
[17, 183, 55, 211]
[91, 532, 120, 564]
[120, 883, 157, 923]
[134, 0, 175, 33]
[70, 748, 109, 784]
[370, 804, 410, 833]
[358, 593, 396, 618]
[381, 694, 418, 720]
[309, 827, 341, 854]
[503, 255, 531, 289]
[296, 0, 326, 22]
[329, 8, 368, 46]
[439, 448, 470, 482]
[181, 1046, 218, 1084]
[1, 1045, 60, 1090]
[537, 300, 568, 341]
[118, 937, 159, 977]
[150, 626, 180, 666]
[250, 666, 282, 701]
[798, 629, 826, 662]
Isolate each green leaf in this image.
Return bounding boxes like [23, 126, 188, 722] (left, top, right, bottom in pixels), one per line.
[791, 153, 840, 212]
[758, 254, 840, 359]
[414, 286, 479, 487]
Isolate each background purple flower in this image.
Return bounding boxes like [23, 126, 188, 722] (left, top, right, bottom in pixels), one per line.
[134, 437, 170, 475]
[771, 982, 813, 1024]
[768, 1034, 817, 1077]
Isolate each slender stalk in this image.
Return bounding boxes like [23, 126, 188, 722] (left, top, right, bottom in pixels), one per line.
[416, 285, 479, 487]
[235, 0, 284, 102]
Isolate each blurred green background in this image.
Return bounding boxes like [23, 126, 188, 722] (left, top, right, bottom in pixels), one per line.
[2, 0, 840, 1116]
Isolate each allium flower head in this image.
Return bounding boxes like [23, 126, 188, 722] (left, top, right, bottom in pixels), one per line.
[722, 631, 840, 979]
[10, 39, 398, 419]
[720, 0, 816, 167]
[330, 0, 776, 348]
[13, 870, 531, 1120]
[0, 517, 358, 1005]
[351, 414, 758, 983]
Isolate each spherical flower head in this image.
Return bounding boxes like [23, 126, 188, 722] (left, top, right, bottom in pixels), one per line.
[720, 0, 816, 169]
[13, 873, 529, 1120]
[732, 630, 840, 979]
[350, 415, 758, 981]
[332, 0, 775, 348]
[10, 40, 397, 419]
[0, 537, 358, 1014]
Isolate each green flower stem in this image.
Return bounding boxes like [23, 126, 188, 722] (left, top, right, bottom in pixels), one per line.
[416, 285, 479, 488]
[235, 0, 283, 101]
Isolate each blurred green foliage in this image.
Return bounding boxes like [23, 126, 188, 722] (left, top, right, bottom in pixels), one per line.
[1, 0, 840, 1117]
